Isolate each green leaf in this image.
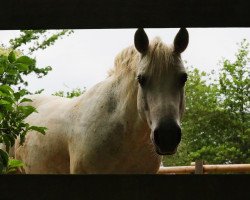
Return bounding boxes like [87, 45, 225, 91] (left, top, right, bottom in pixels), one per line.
[8, 159, 24, 168]
[6, 68, 18, 75]
[18, 89, 28, 97]
[0, 91, 8, 97]
[0, 67, 4, 74]
[0, 99, 12, 105]
[29, 126, 47, 134]
[2, 136, 11, 152]
[17, 105, 37, 117]
[15, 63, 29, 71]
[0, 162, 3, 173]
[20, 98, 33, 103]
[0, 85, 14, 95]
[14, 89, 27, 101]
[0, 149, 9, 167]
[15, 56, 35, 66]
[6, 159, 24, 174]
[8, 51, 16, 63]
[1, 96, 15, 104]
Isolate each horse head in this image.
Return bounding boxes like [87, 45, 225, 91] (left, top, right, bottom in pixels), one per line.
[134, 28, 189, 155]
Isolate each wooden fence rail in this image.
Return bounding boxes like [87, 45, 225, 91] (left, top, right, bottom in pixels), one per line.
[158, 161, 250, 174]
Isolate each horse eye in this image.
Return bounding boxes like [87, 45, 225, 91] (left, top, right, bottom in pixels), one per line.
[180, 73, 188, 86]
[137, 75, 146, 86]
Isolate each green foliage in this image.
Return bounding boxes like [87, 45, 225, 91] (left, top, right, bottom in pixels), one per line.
[0, 53, 47, 174]
[7, 158, 24, 174]
[163, 39, 250, 166]
[216, 39, 250, 163]
[0, 149, 8, 173]
[0, 54, 48, 150]
[9, 30, 74, 54]
[0, 149, 24, 174]
[53, 87, 86, 98]
[0, 30, 73, 173]
[0, 49, 52, 87]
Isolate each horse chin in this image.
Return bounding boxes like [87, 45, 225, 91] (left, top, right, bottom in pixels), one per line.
[150, 133, 178, 155]
[155, 147, 177, 156]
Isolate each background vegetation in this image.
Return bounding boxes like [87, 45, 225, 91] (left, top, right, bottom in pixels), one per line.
[52, 87, 86, 98]
[0, 30, 73, 173]
[163, 39, 250, 166]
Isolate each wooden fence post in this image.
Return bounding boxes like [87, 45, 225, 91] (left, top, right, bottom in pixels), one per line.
[195, 160, 204, 174]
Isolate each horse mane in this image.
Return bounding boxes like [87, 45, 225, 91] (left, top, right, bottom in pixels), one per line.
[108, 37, 175, 78]
[107, 44, 138, 77]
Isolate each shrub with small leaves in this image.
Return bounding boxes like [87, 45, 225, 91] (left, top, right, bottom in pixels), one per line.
[0, 51, 47, 174]
[0, 149, 24, 174]
[53, 87, 86, 98]
[0, 30, 73, 173]
[0, 50, 52, 87]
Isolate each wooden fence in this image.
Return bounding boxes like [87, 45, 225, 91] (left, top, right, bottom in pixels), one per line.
[158, 160, 250, 174]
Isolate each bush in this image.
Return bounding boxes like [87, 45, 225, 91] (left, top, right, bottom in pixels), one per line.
[0, 51, 47, 174]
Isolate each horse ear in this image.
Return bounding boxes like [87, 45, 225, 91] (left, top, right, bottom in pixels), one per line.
[173, 28, 189, 54]
[134, 28, 149, 54]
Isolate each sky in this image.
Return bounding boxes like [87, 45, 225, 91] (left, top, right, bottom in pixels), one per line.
[0, 28, 250, 94]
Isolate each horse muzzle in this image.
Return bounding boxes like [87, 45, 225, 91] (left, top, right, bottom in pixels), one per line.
[151, 120, 182, 155]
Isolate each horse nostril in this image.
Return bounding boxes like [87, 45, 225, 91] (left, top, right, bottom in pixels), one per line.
[153, 122, 182, 155]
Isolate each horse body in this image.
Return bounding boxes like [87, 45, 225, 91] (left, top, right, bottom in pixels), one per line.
[14, 28, 189, 174]
[15, 77, 161, 173]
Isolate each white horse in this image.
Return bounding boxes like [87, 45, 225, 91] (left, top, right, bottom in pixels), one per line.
[14, 28, 189, 174]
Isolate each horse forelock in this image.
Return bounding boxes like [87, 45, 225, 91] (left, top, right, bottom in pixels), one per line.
[108, 37, 176, 80]
[146, 37, 176, 78]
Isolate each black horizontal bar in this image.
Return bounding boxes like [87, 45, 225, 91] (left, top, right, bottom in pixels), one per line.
[0, 175, 249, 200]
[1, 0, 250, 29]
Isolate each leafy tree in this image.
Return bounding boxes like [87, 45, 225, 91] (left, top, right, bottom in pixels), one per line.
[0, 52, 47, 173]
[0, 149, 24, 174]
[9, 30, 73, 55]
[0, 30, 73, 173]
[217, 39, 250, 163]
[53, 87, 86, 98]
[0, 48, 51, 88]
[0, 30, 73, 90]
